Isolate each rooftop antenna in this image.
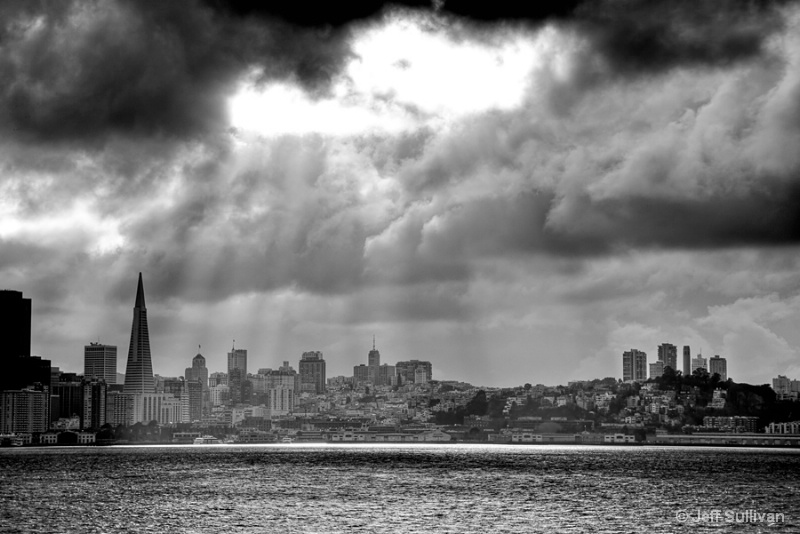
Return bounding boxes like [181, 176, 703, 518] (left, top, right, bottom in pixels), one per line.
[373, 335, 376, 351]
[232, 339, 235, 351]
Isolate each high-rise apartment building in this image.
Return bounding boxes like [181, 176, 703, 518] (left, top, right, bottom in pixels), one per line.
[84, 343, 117, 385]
[772, 375, 800, 400]
[0, 385, 49, 433]
[657, 343, 678, 371]
[691, 355, 708, 374]
[299, 351, 326, 394]
[395, 360, 433, 385]
[82, 378, 107, 430]
[268, 386, 294, 416]
[650, 361, 665, 379]
[622, 349, 647, 382]
[683, 346, 691, 376]
[123, 273, 155, 395]
[105, 391, 134, 426]
[709, 355, 728, 381]
[353, 364, 369, 385]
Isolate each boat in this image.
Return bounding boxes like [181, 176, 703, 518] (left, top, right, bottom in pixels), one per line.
[193, 435, 221, 444]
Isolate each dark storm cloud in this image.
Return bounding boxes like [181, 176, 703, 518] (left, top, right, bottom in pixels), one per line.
[573, 0, 788, 75]
[0, 0, 352, 144]
[203, 0, 581, 28]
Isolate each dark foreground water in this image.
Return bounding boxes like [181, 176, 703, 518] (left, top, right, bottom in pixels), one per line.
[1, 444, 798, 533]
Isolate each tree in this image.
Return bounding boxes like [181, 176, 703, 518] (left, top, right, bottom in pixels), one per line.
[465, 390, 489, 416]
[96, 423, 115, 441]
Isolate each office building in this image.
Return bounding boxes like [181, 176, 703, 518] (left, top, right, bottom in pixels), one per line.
[299, 351, 326, 394]
[622, 349, 647, 382]
[186, 380, 203, 422]
[132, 393, 183, 425]
[657, 343, 678, 371]
[209, 372, 227, 387]
[368, 337, 380, 367]
[0, 289, 31, 360]
[226, 345, 249, 404]
[3, 355, 52, 393]
[84, 343, 117, 385]
[185, 350, 210, 415]
[709, 355, 728, 381]
[123, 273, 155, 395]
[51, 375, 84, 423]
[691, 355, 708, 374]
[375, 364, 396, 387]
[683, 346, 691, 376]
[210, 384, 230, 406]
[227, 345, 247, 377]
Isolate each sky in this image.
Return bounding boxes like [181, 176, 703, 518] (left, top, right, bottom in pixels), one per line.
[2, 0, 800, 387]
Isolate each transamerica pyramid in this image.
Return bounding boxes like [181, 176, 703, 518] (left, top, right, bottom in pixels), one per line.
[123, 272, 155, 394]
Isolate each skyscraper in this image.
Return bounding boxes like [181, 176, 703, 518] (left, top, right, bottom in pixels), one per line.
[683, 345, 691, 376]
[227, 344, 248, 404]
[299, 351, 326, 394]
[657, 343, 678, 371]
[368, 337, 380, 367]
[622, 349, 647, 382]
[1, 290, 49, 394]
[84, 343, 117, 384]
[185, 349, 210, 416]
[227, 345, 247, 377]
[82, 377, 107, 430]
[367, 337, 381, 385]
[0, 289, 31, 360]
[123, 273, 155, 395]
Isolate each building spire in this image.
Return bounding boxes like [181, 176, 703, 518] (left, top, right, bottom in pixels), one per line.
[373, 335, 375, 351]
[135, 272, 146, 309]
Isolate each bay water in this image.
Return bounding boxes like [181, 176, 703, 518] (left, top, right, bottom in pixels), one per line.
[1, 444, 798, 533]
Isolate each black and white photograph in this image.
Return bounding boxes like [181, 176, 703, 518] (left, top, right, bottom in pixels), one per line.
[1, 0, 799, 532]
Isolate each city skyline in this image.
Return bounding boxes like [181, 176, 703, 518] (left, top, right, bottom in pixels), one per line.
[8, 277, 797, 389]
[3, 1, 800, 387]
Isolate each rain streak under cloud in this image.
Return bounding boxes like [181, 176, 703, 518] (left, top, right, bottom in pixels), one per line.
[2, 0, 800, 386]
